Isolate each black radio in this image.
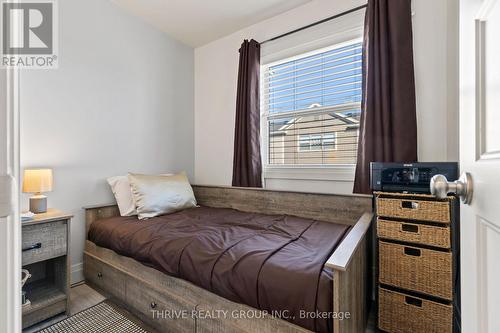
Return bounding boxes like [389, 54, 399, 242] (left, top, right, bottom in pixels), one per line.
[370, 162, 458, 194]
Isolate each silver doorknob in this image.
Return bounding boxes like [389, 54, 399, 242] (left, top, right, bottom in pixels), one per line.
[430, 172, 473, 204]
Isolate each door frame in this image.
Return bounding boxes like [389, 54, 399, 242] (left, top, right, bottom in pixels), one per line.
[0, 66, 21, 332]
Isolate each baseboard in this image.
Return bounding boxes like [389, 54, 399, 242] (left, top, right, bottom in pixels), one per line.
[71, 280, 86, 288]
[71, 262, 84, 284]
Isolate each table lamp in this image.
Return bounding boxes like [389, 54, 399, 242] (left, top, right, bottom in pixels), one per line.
[22, 169, 53, 214]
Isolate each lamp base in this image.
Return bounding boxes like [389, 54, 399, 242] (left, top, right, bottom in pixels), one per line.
[29, 195, 47, 214]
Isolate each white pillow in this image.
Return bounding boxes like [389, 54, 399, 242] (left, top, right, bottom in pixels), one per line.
[128, 172, 197, 220]
[107, 176, 137, 216]
[107, 173, 173, 217]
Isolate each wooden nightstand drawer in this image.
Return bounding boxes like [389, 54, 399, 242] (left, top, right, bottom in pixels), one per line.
[22, 220, 67, 265]
[377, 218, 451, 249]
[379, 241, 452, 300]
[376, 197, 450, 223]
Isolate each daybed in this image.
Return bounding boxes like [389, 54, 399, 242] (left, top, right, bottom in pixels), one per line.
[83, 185, 372, 333]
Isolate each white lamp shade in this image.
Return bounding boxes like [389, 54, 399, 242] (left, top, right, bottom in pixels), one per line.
[22, 169, 53, 193]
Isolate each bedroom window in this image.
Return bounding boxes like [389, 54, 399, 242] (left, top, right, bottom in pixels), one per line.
[262, 40, 362, 166]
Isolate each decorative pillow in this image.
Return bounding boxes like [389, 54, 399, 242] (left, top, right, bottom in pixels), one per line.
[107, 176, 137, 216]
[128, 172, 197, 219]
[107, 173, 173, 217]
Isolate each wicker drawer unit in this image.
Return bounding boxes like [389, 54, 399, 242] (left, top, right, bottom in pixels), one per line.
[375, 192, 458, 333]
[377, 218, 451, 249]
[378, 287, 453, 333]
[376, 197, 450, 223]
[379, 241, 452, 300]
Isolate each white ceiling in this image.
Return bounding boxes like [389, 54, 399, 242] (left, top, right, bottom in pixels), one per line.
[111, 0, 312, 47]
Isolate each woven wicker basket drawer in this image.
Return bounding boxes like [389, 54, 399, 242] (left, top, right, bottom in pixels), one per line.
[377, 219, 451, 249]
[376, 197, 450, 223]
[379, 241, 452, 300]
[378, 287, 452, 333]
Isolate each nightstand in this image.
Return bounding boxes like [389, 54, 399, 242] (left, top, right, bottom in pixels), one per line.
[21, 209, 72, 329]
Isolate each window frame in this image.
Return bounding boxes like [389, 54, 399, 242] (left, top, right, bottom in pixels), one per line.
[260, 38, 362, 182]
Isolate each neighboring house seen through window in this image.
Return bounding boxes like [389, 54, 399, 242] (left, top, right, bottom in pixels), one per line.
[298, 132, 337, 152]
[262, 39, 362, 166]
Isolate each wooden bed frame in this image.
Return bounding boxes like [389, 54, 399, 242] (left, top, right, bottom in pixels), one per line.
[83, 185, 372, 333]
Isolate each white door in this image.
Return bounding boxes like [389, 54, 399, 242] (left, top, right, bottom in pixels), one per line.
[0, 68, 21, 331]
[460, 0, 500, 332]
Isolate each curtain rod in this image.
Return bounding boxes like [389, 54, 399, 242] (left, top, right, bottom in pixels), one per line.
[260, 4, 367, 45]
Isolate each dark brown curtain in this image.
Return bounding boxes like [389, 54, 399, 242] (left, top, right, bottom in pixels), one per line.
[353, 0, 418, 194]
[232, 39, 263, 188]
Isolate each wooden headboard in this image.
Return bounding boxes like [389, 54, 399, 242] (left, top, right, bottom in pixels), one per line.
[84, 185, 372, 234]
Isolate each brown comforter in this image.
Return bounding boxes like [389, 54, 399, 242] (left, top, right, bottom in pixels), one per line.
[88, 206, 350, 332]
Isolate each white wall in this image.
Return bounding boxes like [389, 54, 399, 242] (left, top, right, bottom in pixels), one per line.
[194, 0, 459, 193]
[20, 0, 194, 283]
[413, 0, 459, 162]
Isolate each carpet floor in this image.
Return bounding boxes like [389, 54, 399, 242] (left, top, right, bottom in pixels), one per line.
[35, 300, 154, 333]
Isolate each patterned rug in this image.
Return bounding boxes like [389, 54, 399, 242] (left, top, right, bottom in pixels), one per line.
[36, 301, 153, 333]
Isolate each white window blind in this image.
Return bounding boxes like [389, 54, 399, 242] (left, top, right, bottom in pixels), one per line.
[262, 40, 362, 166]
